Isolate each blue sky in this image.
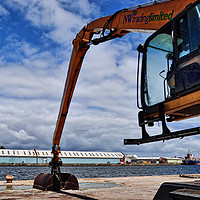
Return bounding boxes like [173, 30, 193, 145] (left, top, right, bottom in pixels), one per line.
[0, 0, 199, 158]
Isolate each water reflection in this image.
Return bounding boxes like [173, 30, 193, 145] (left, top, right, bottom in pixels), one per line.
[6, 185, 12, 190]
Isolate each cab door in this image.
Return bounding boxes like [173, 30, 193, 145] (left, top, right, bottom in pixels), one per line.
[141, 24, 173, 108]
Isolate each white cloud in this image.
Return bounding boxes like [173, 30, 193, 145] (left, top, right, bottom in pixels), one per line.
[0, 5, 9, 17]
[5, 0, 99, 45]
[58, 0, 100, 17]
[0, 62, 64, 99]
[10, 129, 36, 141]
[0, 97, 58, 149]
[0, 123, 36, 143]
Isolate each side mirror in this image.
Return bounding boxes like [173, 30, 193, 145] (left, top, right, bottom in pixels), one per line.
[137, 44, 145, 53]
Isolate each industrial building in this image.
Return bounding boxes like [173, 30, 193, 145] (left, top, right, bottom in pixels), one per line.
[159, 157, 183, 164]
[0, 149, 124, 165]
[125, 154, 160, 164]
[125, 155, 183, 164]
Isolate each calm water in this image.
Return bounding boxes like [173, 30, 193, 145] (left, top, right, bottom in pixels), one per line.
[0, 165, 200, 181]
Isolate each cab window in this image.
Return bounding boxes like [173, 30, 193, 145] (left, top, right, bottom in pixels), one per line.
[143, 26, 173, 107]
[176, 3, 200, 93]
[177, 4, 200, 58]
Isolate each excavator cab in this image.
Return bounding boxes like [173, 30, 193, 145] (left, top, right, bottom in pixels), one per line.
[125, 1, 200, 145]
[141, 2, 200, 105]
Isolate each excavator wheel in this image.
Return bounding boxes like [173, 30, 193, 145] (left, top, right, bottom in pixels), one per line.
[33, 173, 79, 191]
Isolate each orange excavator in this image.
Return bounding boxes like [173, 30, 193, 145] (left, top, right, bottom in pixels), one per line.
[34, 0, 200, 197]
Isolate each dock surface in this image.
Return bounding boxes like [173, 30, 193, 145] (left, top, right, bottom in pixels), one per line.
[0, 175, 199, 199]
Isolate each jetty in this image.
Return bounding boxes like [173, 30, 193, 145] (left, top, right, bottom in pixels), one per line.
[0, 174, 200, 199]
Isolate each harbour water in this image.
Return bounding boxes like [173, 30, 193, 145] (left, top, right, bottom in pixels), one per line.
[1, 165, 200, 181]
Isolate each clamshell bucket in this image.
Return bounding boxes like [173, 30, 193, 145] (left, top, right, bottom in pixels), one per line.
[33, 173, 60, 191]
[59, 173, 79, 190]
[33, 173, 79, 191]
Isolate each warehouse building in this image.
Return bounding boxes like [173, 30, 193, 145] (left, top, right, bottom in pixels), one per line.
[0, 149, 124, 164]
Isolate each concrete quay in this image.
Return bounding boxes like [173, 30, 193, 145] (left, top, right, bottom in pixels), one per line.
[0, 174, 199, 200]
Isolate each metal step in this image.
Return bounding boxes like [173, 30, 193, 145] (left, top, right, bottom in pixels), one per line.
[124, 127, 200, 145]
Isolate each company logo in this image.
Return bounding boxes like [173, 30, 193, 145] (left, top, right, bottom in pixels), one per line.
[123, 10, 174, 24]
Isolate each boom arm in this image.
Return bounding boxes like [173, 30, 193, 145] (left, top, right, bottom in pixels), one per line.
[52, 0, 197, 152]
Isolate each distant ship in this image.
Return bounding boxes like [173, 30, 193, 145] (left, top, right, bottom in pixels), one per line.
[182, 149, 200, 165]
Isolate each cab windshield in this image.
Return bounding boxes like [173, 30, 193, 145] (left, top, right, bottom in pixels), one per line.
[143, 27, 173, 107]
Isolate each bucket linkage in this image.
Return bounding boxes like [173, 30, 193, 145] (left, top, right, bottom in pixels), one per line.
[33, 146, 79, 191]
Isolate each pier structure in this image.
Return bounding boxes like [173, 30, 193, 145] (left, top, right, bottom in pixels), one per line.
[1, 175, 200, 199]
[0, 149, 124, 165]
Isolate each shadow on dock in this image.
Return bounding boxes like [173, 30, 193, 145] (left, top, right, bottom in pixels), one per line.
[57, 190, 98, 200]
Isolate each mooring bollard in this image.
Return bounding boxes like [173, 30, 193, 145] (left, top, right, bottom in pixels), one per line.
[5, 175, 14, 183]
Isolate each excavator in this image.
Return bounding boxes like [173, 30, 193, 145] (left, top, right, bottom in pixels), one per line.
[33, 0, 200, 198]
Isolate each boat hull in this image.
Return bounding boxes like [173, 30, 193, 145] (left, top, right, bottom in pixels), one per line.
[182, 160, 200, 165]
